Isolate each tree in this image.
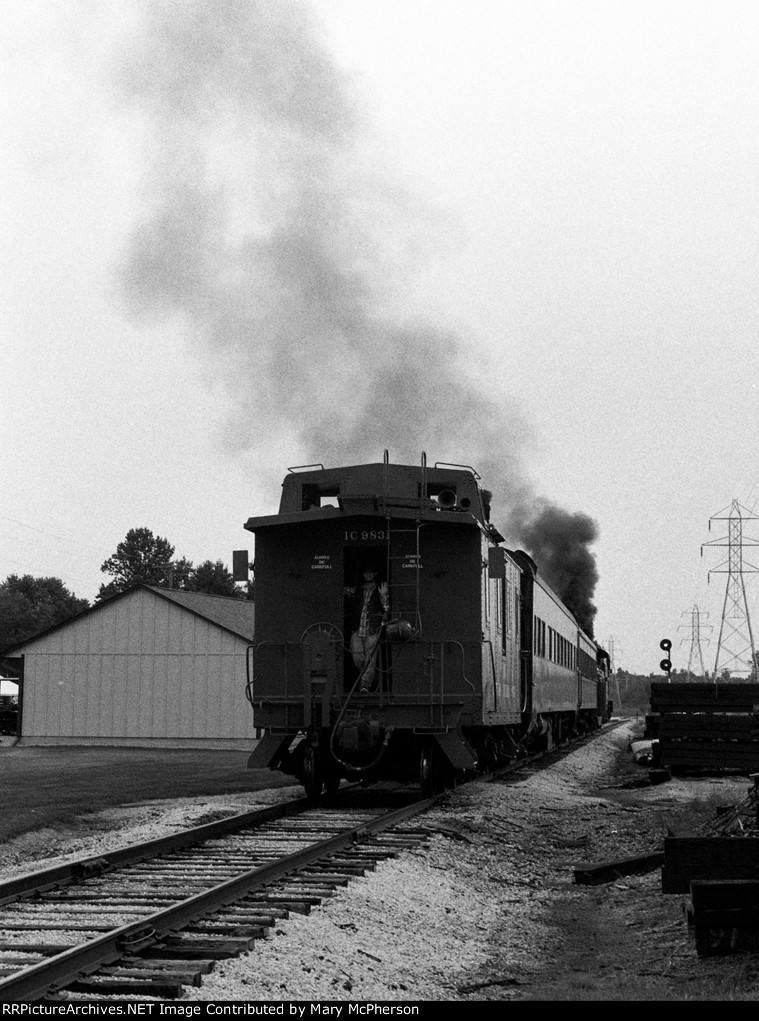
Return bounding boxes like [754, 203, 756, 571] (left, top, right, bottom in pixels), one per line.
[190, 559, 242, 597]
[98, 528, 175, 600]
[97, 528, 251, 601]
[168, 557, 195, 591]
[0, 575, 90, 651]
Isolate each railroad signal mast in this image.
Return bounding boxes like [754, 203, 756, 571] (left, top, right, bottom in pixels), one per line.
[702, 500, 759, 681]
[659, 637, 672, 683]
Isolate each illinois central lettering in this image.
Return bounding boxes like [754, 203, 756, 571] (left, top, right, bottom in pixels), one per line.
[343, 530, 387, 541]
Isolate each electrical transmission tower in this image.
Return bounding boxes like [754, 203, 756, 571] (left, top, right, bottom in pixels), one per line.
[606, 635, 622, 710]
[702, 500, 759, 680]
[678, 604, 712, 681]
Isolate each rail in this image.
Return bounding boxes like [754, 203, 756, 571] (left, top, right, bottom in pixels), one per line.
[0, 721, 618, 1001]
[0, 796, 437, 1002]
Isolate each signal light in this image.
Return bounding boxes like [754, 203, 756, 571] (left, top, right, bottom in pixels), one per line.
[660, 638, 672, 652]
[660, 658, 672, 672]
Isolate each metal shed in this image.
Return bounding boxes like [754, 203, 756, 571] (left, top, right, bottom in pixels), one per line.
[1, 585, 258, 750]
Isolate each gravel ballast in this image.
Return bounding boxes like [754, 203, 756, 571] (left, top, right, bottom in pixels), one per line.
[1, 720, 756, 1001]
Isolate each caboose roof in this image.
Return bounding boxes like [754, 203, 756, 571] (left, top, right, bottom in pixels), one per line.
[244, 460, 489, 534]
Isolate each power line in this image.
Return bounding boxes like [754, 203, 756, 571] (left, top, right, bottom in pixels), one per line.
[1, 516, 233, 572]
[0, 553, 95, 591]
[0, 516, 114, 557]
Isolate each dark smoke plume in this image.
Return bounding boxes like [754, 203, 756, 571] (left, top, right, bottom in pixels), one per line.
[510, 500, 599, 636]
[114, 0, 599, 623]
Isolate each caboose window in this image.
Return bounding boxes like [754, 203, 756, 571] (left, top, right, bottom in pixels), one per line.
[301, 483, 340, 510]
[426, 482, 457, 509]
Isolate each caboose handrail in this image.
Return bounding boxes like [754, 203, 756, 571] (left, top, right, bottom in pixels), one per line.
[482, 639, 499, 710]
[247, 640, 300, 730]
[434, 461, 481, 479]
[245, 644, 255, 706]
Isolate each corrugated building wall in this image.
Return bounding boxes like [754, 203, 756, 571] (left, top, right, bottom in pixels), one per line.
[10, 586, 258, 750]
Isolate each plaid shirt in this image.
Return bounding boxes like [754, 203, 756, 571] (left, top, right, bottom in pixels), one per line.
[353, 582, 387, 637]
[357, 584, 376, 637]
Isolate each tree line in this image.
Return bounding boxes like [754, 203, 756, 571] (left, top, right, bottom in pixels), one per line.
[610, 665, 759, 718]
[0, 527, 252, 653]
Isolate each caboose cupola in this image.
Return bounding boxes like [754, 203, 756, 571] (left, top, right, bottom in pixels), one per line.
[244, 457, 489, 534]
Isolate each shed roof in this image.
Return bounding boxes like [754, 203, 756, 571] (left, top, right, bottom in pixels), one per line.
[1, 584, 256, 654]
[144, 586, 256, 642]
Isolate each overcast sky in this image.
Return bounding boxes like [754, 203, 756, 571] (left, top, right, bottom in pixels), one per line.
[3, 0, 759, 675]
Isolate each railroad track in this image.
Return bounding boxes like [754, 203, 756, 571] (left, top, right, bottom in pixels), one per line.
[0, 722, 618, 1002]
[0, 790, 437, 1002]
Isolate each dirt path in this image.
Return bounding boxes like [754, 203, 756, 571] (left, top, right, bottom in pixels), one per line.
[462, 721, 756, 1000]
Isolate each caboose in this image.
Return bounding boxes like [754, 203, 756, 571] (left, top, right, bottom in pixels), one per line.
[245, 453, 607, 796]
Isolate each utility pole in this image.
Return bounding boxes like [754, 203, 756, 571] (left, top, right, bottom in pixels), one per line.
[678, 604, 712, 681]
[606, 635, 622, 711]
[702, 500, 759, 681]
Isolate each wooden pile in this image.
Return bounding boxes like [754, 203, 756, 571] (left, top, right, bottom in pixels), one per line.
[648, 682, 759, 772]
[663, 775, 759, 956]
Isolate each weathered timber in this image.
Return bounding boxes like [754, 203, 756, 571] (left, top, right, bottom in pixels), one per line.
[574, 850, 665, 885]
[100, 965, 204, 986]
[160, 936, 255, 956]
[659, 742, 759, 770]
[648, 683, 759, 774]
[63, 977, 184, 998]
[659, 716, 759, 741]
[122, 954, 215, 973]
[691, 878, 759, 910]
[182, 924, 268, 939]
[0, 944, 71, 955]
[662, 835, 759, 893]
[650, 682, 759, 713]
[690, 879, 759, 957]
[142, 943, 235, 961]
[695, 923, 759, 957]
[644, 714, 660, 739]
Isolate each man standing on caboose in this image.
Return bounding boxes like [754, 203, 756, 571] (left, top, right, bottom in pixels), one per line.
[344, 564, 389, 693]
